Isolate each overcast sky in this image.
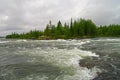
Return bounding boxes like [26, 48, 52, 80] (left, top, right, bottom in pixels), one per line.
[0, 0, 120, 36]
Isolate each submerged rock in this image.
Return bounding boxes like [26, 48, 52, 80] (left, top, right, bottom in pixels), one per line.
[79, 57, 99, 69]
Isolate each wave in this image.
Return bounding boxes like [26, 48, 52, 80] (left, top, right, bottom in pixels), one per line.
[0, 39, 101, 80]
[94, 38, 120, 42]
[16, 39, 27, 42]
[0, 41, 9, 43]
[0, 39, 27, 43]
[17, 46, 100, 80]
[20, 66, 101, 80]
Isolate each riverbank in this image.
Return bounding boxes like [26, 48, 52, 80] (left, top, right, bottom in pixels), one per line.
[6, 18, 120, 40]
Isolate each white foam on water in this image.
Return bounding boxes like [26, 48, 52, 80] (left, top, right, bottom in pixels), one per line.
[18, 46, 100, 80]
[21, 75, 49, 80]
[63, 67, 100, 80]
[69, 39, 91, 46]
[0, 41, 9, 43]
[16, 39, 27, 42]
[2, 39, 101, 80]
[20, 66, 101, 80]
[95, 38, 120, 42]
[24, 47, 99, 66]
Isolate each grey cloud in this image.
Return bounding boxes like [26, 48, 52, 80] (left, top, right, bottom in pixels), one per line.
[0, 0, 120, 36]
[80, 0, 120, 25]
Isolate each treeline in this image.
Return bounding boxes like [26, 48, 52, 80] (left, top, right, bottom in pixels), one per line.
[97, 24, 120, 37]
[6, 18, 120, 39]
[6, 30, 43, 39]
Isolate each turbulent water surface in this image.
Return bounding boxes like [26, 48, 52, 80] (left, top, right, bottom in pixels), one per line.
[0, 38, 120, 80]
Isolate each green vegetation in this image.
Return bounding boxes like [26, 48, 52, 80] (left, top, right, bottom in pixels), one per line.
[6, 18, 120, 39]
[6, 30, 43, 39]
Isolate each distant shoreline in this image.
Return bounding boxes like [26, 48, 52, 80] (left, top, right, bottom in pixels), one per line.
[5, 18, 120, 39]
[5, 37, 120, 40]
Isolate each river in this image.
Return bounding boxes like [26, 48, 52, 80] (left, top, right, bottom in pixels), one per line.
[0, 38, 120, 80]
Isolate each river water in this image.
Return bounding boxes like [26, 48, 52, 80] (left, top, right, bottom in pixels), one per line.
[0, 38, 120, 80]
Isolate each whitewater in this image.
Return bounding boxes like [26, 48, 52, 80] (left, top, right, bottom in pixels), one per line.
[0, 38, 120, 80]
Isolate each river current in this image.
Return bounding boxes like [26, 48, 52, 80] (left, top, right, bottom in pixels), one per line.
[0, 38, 120, 80]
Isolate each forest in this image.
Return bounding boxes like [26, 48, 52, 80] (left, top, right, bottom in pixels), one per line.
[6, 18, 120, 39]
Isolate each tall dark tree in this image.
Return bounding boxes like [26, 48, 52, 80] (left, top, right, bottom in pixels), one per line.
[70, 18, 74, 36]
[44, 24, 51, 36]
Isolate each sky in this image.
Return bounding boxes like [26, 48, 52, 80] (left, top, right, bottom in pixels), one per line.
[0, 0, 120, 36]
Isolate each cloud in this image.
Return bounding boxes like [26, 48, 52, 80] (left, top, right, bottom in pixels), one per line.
[0, 0, 120, 36]
[81, 0, 120, 25]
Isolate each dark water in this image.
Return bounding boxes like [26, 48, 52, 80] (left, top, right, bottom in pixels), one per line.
[0, 38, 120, 80]
[81, 38, 120, 80]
